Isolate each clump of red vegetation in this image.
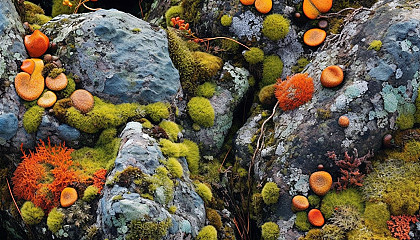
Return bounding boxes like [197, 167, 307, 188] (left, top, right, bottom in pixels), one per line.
[12, 139, 79, 211]
[92, 168, 107, 193]
[327, 149, 373, 191]
[274, 73, 314, 111]
[387, 215, 419, 240]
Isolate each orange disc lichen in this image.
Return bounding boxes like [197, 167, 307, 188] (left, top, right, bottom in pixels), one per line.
[240, 0, 255, 5]
[292, 195, 309, 211]
[15, 58, 45, 101]
[21, 59, 35, 74]
[24, 30, 50, 58]
[275, 73, 314, 111]
[46, 73, 68, 91]
[308, 209, 325, 227]
[70, 89, 95, 113]
[255, 0, 272, 14]
[321, 65, 344, 88]
[309, 171, 332, 196]
[60, 187, 78, 207]
[303, 28, 326, 47]
[303, 0, 333, 19]
[37, 91, 57, 108]
[338, 115, 350, 127]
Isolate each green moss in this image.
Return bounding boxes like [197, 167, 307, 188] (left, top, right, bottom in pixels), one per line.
[57, 74, 76, 98]
[262, 14, 290, 41]
[301, 229, 323, 240]
[168, 205, 177, 214]
[261, 182, 280, 205]
[250, 193, 263, 221]
[258, 84, 276, 106]
[21, 201, 44, 225]
[166, 157, 183, 178]
[308, 195, 320, 208]
[192, 51, 223, 80]
[187, 97, 215, 127]
[248, 75, 256, 87]
[112, 195, 123, 201]
[206, 208, 222, 230]
[197, 82, 216, 98]
[244, 47, 264, 64]
[383, 179, 420, 215]
[261, 222, 280, 240]
[387, 140, 420, 162]
[181, 0, 201, 25]
[147, 166, 175, 204]
[165, 5, 184, 26]
[221, 15, 233, 27]
[182, 139, 200, 174]
[48, 68, 65, 79]
[159, 120, 180, 141]
[195, 182, 212, 202]
[140, 118, 153, 129]
[320, 188, 364, 219]
[197, 225, 217, 240]
[126, 218, 172, 240]
[23, 105, 44, 133]
[329, 205, 360, 232]
[145, 102, 170, 123]
[23, 1, 51, 25]
[160, 139, 182, 157]
[321, 224, 345, 240]
[396, 113, 414, 130]
[367, 40, 382, 51]
[291, 57, 310, 73]
[363, 201, 391, 235]
[295, 211, 311, 231]
[347, 227, 396, 240]
[52, 0, 75, 17]
[47, 207, 64, 233]
[82, 185, 99, 202]
[261, 55, 283, 87]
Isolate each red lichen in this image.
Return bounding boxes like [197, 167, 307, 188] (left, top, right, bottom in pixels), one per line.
[274, 73, 314, 111]
[92, 169, 107, 193]
[387, 215, 419, 240]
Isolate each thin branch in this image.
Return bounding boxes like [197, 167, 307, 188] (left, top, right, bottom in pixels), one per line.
[218, 147, 232, 173]
[6, 178, 22, 219]
[202, 37, 251, 50]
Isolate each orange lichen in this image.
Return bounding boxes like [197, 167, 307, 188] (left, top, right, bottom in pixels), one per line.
[92, 169, 107, 193]
[303, 0, 333, 20]
[21, 59, 35, 74]
[24, 30, 50, 58]
[308, 209, 325, 227]
[240, 0, 255, 5]
[303, 28, 327, 47]
[46, 73, 68, 91]
[321, 66, 344, 88]
[37, 91, 57, 108]
[60, 187, 78, 207]
[70, 89, 95, 113]
[274, 73, 314, 111]
[338, 115, 349, 128]
[292, 195, 309, 211]
[309, 171, 332, 196]
[15, 58, 45, 101]
[255, 0, 272, 14]
[387, 215, 419, 240]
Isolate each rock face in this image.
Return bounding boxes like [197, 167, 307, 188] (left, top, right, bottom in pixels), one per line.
[42, 9, 181, 105]
[97, 122, 205, 239]
[234, 0, 420, 235]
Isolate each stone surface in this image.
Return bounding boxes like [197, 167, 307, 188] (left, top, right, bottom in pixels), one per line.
[42, 9, 181, 105]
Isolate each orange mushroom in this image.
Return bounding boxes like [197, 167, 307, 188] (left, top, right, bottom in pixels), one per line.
[60, 187, 78, 207]
[70, 89, 95, 113]
[303, 0, 333, 20]
[338, 115, 349, 128]
[321, 65, 344, 88]
[15, 58, 45, 101]
[255, 0, 272, 14]
[21, 59, 35, 74]
[24, 30, 50, 58]
[308, 209, 325, 227]
[240, 0, 255, 5]
[309, 171, 332, 196]
[37, 91, 57, 108]
[303, 28, 326, 47]
[46, 73, 68, 91]
[292, 195, 309, 211]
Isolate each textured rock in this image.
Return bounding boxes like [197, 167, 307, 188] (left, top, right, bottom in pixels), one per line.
[42, 9, 180, 105]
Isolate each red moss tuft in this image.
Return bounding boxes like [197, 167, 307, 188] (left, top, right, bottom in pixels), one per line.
[92, 169, 107, 193]
[274, 73, 314, 111]
[387, 215, 419, 240]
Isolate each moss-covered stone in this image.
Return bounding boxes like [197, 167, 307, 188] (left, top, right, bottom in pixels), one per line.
[320, 188, 364, 219]
[206, 208, 222, 230]
[126, 218, 172, 240]
[295, 211, 311, 232]
[258, 84, 276, 106]
[52, 0, 75, 17]
[182, 139, 200, 174]
[363, 201, 391, 235]
[192, 51, 223, 80]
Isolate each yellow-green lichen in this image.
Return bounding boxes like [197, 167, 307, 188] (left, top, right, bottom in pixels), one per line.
[367, 40, 382, 51]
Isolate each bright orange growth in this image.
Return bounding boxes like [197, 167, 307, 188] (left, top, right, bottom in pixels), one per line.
[12, 139, 79, 211]
[70, 89, 95, 113]
[308, 209, 325, 227]
[60, 187, 78, 207]
[303, 0, 333, 19]
[24, 30, 49, 58]
[303, 28, 326, 47]
[37, 91, 57, 108]
[338, 115, 349, 128]
[92, 169, 107, 193]
[292, 195, 309, 211]
[387, 215, 419, 240]
[46, 73, 68, 91]
[274, 73, 314, 111]
[240, 0, 255, 5]
[21, 59, 35, 74]
[309, 171, 332, 196]
[15, 58, 45, 101]
[255, 0, 272, 14]
[321, 65, 344, 88]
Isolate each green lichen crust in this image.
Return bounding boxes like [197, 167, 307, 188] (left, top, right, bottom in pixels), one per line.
[261, 222, 280, 240]
[261, 182, 280, 205]
[21, 201, 44, 225]
[47, 207, 64, 233]
[23, 105, 44, 133]
[262, 14, 290, 41]
[187, 97, 215, 127]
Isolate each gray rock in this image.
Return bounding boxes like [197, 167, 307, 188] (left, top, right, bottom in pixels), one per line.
[42, 9, 180, 105]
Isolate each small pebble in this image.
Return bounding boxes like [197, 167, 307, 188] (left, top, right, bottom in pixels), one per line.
[318, 20, 328, 29]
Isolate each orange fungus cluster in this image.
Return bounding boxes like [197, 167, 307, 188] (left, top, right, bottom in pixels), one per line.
[274, 73, 314, 111]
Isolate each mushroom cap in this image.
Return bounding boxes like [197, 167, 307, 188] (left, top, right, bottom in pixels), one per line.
[303, 28, 327, 47]
[46, 73, 68, 91]
[320, 65, 344, 88]
[240, 0, 255, 5]
[24, 30, 49, 58]
[70, 89, 95, 114]
[15, 58, 45, 101]
[255, 0, 272, 14]
[311, 0, 332, 13]
[308, 209, 325, 227]
[21, 59, 35, 74]
[292, 195, 309, 211]
[338, 115, 350, 127]
[303, 0, 333, 19]
[60, 187, 78, 207]
[37, 91, 57, 108]
[309, 171, 332, 196]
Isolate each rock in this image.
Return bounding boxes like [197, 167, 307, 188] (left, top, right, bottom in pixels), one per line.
[97, 122, 205, 239]
[42, 9, 181, 105]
